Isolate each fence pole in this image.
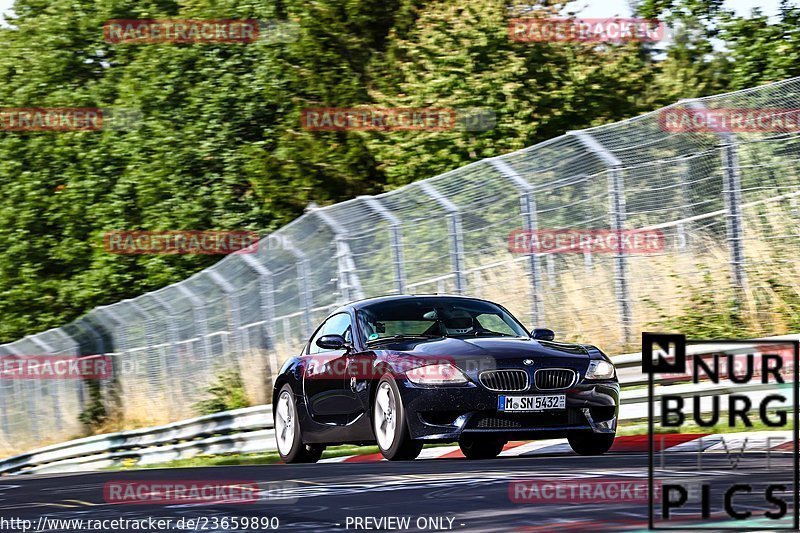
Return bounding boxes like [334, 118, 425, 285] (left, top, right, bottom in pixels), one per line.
[176, 283, 212, 361]
[675, 159, 691, 250]
[359, 195, 407, 294]
[687, 100, 747, 297]
[148, 292, 181, 401]
[419, 182, 466, 294]
[309, 204, 364, 302]
[93, 306, 130, 418]
[27, 335, 65, 433]
[207, 270, 244, 362]
[77, 320, 106, 355]
[0, 352, 11, 441]
[241, 254, 280, 379]
[487, 158, 543, 326]
[149, 293, 180, 349]
[3, 343, 38, 442]
[570, 130, 632, 345]
[284, 240, 313, 336]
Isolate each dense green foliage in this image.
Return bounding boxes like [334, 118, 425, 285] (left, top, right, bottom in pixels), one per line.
[0, 0, 799, 342]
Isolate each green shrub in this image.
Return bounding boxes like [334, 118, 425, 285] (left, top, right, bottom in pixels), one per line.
[193, 368, 251, 415]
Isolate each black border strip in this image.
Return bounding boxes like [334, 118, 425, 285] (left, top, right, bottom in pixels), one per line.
[648, 338, 800, 531]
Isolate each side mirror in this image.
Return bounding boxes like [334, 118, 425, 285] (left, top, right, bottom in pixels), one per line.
[531, 328, 555, 341]
[316, 334, 347, 350]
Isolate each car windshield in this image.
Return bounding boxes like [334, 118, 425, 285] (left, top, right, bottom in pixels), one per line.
[357, 297, 528, 343]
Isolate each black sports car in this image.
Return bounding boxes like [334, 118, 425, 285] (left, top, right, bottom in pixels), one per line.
[272, 295, 619, 462]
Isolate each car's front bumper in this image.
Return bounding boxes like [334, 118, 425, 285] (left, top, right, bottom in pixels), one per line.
[398, 378, 619, 442]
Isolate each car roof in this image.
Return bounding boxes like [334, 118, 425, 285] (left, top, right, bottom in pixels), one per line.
[335, 294, 497, 314]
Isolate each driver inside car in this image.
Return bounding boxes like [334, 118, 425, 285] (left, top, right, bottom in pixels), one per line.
[421, 308, 478, 336]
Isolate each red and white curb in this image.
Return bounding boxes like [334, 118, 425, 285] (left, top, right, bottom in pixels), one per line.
[318, 431, 795, 463]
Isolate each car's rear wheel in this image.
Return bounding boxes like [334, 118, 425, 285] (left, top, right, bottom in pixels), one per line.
[459, 435, 506, 459]
[275, 384, 324, 463]
[567, 431, 615, 455]
[373, 375, 423, 461]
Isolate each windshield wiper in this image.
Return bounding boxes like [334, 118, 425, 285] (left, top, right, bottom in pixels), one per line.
[366, 334, 442, 345]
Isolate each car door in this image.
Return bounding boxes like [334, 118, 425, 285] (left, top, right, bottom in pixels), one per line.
[302, 312, 358, 426]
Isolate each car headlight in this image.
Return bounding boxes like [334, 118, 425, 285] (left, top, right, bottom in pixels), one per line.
[586, 360, 615, 380]
[406, 363, 468, 385]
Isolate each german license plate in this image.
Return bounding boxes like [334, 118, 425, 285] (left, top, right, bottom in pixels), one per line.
[498, 394, 566, 412]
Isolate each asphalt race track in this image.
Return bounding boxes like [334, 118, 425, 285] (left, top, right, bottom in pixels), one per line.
[0, 452, 793, 532]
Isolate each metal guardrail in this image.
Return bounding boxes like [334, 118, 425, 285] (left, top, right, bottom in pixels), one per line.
[1, 334, 795, 475]
[0, 405, 273, 476]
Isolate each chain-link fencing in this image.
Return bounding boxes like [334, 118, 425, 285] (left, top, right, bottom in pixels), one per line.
[2, 77, 800, 454]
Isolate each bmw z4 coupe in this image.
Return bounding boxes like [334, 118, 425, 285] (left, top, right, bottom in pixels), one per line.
[272, 295, 619, 462]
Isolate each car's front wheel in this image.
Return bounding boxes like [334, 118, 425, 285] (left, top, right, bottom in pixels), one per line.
[567, 430, 615, 455]
[373, 375, 423, 461]
[275, 384, 324, 463]
[459, 435, 506, 459]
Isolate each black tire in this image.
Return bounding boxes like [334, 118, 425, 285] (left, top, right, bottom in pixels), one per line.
[275, 384, 325, 463]
[459, 435, 506, 459]
[567, 431, 615, 456]
[373, 374, 423, 461]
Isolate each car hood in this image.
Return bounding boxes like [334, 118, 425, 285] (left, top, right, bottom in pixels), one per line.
[377, 336, 591, 360]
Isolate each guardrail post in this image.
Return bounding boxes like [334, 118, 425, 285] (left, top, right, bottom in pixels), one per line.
[687, 100, 747, 299]
[359, 195, 407, 294]
[419, 182, 466, 294]
[241, 254, 280, 377]
[487, 158, 543, 325]
[309, 204, 364, 303]
[284, 240, 313, 336]
[570, 130, 632, 345]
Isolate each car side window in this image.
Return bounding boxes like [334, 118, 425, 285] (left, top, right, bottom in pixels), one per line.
[308, 313, 353, 354]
